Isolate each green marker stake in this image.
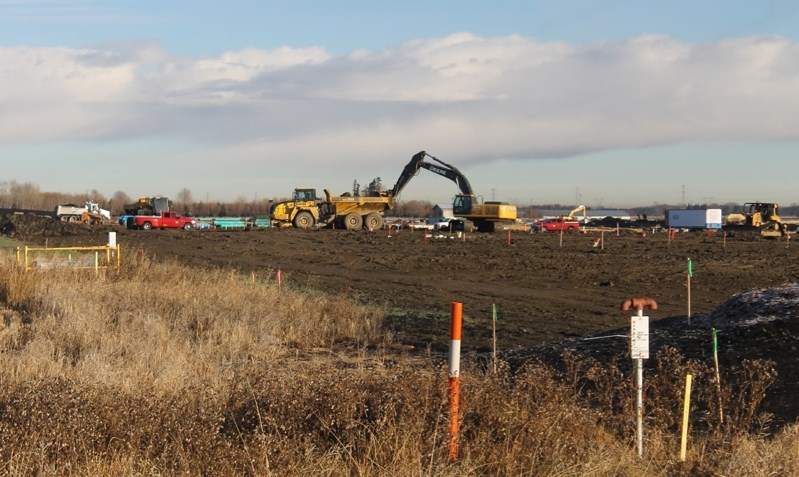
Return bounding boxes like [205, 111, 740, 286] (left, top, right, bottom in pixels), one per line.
[687, 258, 693, 278]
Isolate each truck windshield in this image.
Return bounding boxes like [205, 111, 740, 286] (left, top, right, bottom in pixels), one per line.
[294, 189, 316, 201]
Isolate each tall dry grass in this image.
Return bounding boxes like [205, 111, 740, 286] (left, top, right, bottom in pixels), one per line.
[0, 254, 796, 476]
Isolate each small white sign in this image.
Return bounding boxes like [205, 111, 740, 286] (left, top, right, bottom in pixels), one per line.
[630, 315, 649, 359]
[108, 231, 117, 248]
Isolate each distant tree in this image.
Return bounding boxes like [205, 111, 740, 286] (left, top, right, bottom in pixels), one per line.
[352, 180, 360, 197]
[110, 191, 132, 215]
[111, 190, 131, 205]
[8, 181, 40, 209]
[176, 188, 193, 204]
[362, 177, 383, 196]
[176, 188, 194, 214]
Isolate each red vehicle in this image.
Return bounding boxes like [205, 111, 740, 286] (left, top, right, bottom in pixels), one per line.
[531, 205, 586, 233]
[130, 211, 196, 230]
[535, 217, 581, 232]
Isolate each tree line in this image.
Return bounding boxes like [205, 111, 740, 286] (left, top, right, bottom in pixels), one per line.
[0, 181, 439, 218]
[2, 180, 797, 219]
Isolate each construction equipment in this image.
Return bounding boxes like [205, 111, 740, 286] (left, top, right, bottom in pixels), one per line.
[393, 151, 517, 232]
[270, 188, 394, 230]
[55, 201, 110, 224]
[124, 196, 171, 216]
[270, 151, 516, 232]
[530, 204, 587, 233]
[724, 202, 787, 237]
[565, 205, 587, 223]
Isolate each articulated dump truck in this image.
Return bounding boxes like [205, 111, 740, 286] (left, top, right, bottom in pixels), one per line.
[270, 188, 393, 230]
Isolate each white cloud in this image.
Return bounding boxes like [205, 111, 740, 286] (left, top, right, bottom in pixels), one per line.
[2, 33, 799, 168]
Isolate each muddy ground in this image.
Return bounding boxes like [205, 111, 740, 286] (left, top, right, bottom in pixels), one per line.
[29, 224, 799, 348]
[9, 220, 799, 426]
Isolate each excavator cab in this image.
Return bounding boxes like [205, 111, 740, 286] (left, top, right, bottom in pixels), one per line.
[452, 194, 473, 215]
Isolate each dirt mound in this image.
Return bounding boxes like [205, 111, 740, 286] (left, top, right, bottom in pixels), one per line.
[502, 282, 799, 429]
[702, 283, 799, 327]
[0, 214, 98, 240]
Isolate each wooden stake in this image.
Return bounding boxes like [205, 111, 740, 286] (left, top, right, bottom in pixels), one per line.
[687, 258, 693, 322]
[713, 328, 724, 425]
[687, 273, 692, 323]
[492, 303, 498, 374]
[680, 374, 693, 461]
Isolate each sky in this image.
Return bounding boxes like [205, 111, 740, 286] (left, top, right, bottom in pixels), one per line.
[2, 0, 799, 208]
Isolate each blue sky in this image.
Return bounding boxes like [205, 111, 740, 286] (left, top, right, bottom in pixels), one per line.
[2, 1, 799, 207]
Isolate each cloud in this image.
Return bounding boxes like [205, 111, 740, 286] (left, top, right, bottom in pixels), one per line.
[1, 33, 798, 169]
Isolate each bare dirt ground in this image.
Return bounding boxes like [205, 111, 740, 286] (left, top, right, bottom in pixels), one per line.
[36, 224, 799, 346]
[9, 219, 799, 426]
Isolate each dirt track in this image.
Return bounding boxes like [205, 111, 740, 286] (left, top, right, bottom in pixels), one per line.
[40, 225, 799, 351]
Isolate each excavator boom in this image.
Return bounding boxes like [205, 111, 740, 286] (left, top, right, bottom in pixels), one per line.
[390, 151, 473, 198]
[566, 205, 587, 222]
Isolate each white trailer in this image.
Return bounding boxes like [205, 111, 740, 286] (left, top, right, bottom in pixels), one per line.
[665, 209, 722, 229]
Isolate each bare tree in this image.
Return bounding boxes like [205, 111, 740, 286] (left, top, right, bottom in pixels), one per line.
[109, 191, 132, 215]
[362, 177, 383, 197]
[176, 188, 194, 205]
[176, 188, 194, 215]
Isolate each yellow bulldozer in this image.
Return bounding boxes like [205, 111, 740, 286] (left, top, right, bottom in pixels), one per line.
[724, 202, 787, 237]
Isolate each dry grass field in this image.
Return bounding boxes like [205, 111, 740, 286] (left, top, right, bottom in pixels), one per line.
[1, 243, 798, 476]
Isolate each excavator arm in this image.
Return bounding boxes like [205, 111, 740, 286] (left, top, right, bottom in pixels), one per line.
[566, 205, 587, 222]
[389, 151, 474, 198]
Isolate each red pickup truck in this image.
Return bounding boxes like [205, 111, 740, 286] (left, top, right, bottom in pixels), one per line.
[131, 211, 196, 230]
[533, 217, 581, 233]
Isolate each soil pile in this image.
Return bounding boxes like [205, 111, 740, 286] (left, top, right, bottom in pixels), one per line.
[0, 213, 103, 239]
[505, 282, 799, 428]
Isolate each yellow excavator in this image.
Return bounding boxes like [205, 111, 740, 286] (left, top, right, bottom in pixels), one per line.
[392, 151, 517, 232]
[724, 202, 787, 237]
[565, 205, 587, 223]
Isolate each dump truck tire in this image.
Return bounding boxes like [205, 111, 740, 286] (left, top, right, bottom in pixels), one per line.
[364, 212, 383, 230]
[344, 213, 363, 230]
[293, 211, 314, 229]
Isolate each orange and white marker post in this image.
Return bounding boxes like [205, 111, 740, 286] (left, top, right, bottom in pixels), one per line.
[448, 302, 463, 462]
[277, 269, 282, 293]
